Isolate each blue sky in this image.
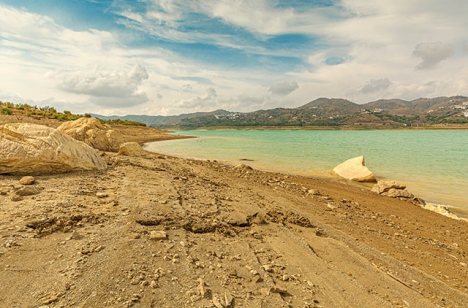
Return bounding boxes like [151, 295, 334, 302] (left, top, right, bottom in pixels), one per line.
[0, 0, 467, 116]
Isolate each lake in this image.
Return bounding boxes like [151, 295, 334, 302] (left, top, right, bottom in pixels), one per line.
[144, 129, 468, 215]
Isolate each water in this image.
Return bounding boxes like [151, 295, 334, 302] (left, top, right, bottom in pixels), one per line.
[144, 130, 468, 213]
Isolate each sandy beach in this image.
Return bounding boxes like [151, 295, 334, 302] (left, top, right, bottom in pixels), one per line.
[1, 124, 468, 307]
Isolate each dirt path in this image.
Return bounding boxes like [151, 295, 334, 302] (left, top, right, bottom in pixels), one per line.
[1, 152, 467, 307]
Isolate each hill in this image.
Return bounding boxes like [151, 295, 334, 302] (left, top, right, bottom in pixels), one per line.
[92, 109, 233, 127]
[178, 96, 468, 129]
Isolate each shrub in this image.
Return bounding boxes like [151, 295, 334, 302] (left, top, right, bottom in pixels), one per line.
[2, 108, 13, 115]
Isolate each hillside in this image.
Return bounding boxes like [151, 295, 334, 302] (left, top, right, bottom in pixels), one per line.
[92, 110, 232, 127]
[179, 96, 468, 129]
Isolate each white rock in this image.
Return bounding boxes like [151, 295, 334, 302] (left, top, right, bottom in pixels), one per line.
[149, 231, 167, 240]
[58, 117, 125, 152]
[0, 123, 106, 174]
[332, 156, 376, 182]
[118, 142, 147, 157]
[371, 180, 406, 194]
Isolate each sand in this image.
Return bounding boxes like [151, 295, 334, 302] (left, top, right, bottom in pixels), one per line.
[0, 124, 467, 307]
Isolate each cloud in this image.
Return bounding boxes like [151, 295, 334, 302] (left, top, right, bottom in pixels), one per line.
[361, 78, 391, 93]
[412, 42, 454, 70]
[181, 84, 193, 92]
[174, 87, 217, 109]
[268, 81, 299, 96]
[57, 64, 149, 107]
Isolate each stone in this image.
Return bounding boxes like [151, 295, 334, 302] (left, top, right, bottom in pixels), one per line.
[19, 176, 35, 185]
[234, 164, 253, 170]
[118, 142, 147, 157]
[11, 195, 23, 202]
[0, 123, 107, 174]
[57, 117, 125, 152]
[15, 185, 43, 196]
[308, 189, 320, 195]
[383, 188, 414, 199]
[371, 180, 406, 194]
[69, 230, 84, 240]
[96, 192, 108, 198]
[149, 231, 167, 240]
[332, 156, 376, 182]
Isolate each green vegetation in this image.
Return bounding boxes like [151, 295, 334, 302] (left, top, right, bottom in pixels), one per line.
[0, 100, 145, 126]
[98, 118, 146, 127]
[2, 108, 13, 115]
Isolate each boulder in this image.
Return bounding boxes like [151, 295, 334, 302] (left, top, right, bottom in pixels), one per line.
[118, 142, 147, 157]
[372, 180, 418, 201]
[0, 123, 107, 174]
[383, 188, 414, 199]
[332, 156, 376, 182]
[371, 180, 406, 194]
[57, 117, 125, 152]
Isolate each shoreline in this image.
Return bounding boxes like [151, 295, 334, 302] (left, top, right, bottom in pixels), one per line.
[175, 124, 468, 131]
[144, 132, 468, 220]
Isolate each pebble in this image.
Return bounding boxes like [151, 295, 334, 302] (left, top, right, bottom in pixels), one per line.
[150, 231, 167, 240]
[11, 195, 23, 202]
[19, 176, 35, 185]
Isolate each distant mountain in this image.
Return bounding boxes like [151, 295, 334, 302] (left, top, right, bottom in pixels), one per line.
[93, 96, 468, 129]
[179, 96, 468, 128]
[91, 109, 233, 127]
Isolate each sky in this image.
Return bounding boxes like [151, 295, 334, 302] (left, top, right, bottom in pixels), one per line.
[0, 0, 467, 116]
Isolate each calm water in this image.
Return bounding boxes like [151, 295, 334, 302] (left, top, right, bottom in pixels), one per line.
[145, 130, 468, 212]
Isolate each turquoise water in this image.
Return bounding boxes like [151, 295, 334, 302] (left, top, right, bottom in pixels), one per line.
[145, 130, 468, 211]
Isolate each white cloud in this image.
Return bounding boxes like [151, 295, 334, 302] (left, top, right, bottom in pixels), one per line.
[268, 81, 299, 96]
[361, 78, 391, 93]
[174, 87, 217, 109]
[412, 42, 454, 70]
[57, 64, 149, 107]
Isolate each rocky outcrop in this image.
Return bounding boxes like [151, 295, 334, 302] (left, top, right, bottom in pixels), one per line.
[0, 123, 107, 174]
[371, 180, 406, 194]
[57, 117, 125, 152]
[371, 180, 424, 205]
[332, 156, 376, 182]
[118, 142, 147, 157]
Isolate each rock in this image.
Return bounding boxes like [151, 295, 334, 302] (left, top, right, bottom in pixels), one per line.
[270, 287, 288, 294]
[234, 164, 253, 171]
[19, 176, 35, 185]
[118, 142, 147, 157]
[308, 189, 320, 195]
[212, 295, 224, 308]
[149, 230, 167, 240]
[383, 188, 414, 199]
[332, 156, 376, 182]
[57, 117, 125, 152]
[11, 195, 23, 202]
[15, 185, 43, 196]
[371, 181, 406, 194]
[69, 230, 84, 240]
[0, 123, 107, 174]
[96, 192, 108, 198]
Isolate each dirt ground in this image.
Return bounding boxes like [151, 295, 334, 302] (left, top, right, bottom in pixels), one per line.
[1, 143, 468, 307]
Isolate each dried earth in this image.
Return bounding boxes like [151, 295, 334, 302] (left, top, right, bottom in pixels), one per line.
[1, 125, 468, 307]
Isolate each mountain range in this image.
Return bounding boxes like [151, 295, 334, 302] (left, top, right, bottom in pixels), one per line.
[93, 96, 468, 129]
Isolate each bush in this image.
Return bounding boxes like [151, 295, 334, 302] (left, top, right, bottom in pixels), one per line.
[2, 108, 12, 115]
